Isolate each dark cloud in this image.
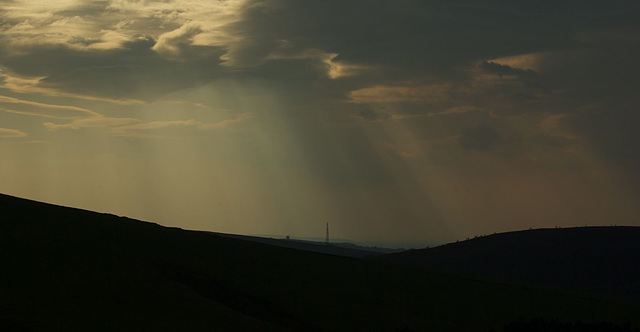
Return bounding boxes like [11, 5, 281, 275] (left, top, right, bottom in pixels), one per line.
[222, 0, 640, 79]
[2, 0, 637, 107]
[459, 123, 501, 151]
[356, 109, 387, 121]
[1, 1, 637, 168]
[0, 36, 226, 100]
[481, 61, 537, 79]
[67, 36, 102, 46]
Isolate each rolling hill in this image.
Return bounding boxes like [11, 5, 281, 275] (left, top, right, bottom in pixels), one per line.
[381, 227, 640, 300]
[1, 193, 639, 331]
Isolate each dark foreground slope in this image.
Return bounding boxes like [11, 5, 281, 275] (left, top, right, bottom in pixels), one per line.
[382, 227, 640, 300]
[1, 193, 639, 331]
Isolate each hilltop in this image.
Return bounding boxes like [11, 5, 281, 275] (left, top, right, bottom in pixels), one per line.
[382, 227, 640, 300]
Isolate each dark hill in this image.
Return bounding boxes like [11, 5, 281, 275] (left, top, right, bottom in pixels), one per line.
[1, 193, 639, 331]
[382, 227, 640, 300]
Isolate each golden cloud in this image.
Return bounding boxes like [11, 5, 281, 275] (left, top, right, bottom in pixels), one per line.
[349, 84, 451, 104]
[0, 72, 144, 105]
[0, 128, 28, 138]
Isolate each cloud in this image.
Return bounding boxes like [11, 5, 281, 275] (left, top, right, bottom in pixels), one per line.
[0, 0, 247, 52]
[42, 113, 253, 136]
[0, 127, 28, 138]
[353, 105, 479, 123]
[198, 113, 254, 129]
[0, 39, 226, 102]
[322, 53, 367, 79]
[488, 53, 545, 72]
[480, 61, 537, 79]
[0, 93, 146, 137]
[111, 113, 253, 137]
[43, 116, 141, 131]
[432, 106, 479, 117]
[1, 9, 131, 51]
[539, 113, 570, 132]
[349, 84, 451, 104]
[152, 23, 205, 60]
[0, 71, 144, 105]
[0, 1, 239, 101]
[113, 119, 201, 133]
[0, 94, 100, 118]
[354, 108, 389, 121]
[217, 0, 612, 78]
[1, 0, 637, 104]
[459, 124, 501, 151]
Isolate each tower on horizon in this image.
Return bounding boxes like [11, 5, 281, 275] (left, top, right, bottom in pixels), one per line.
[325, 223, 329, 245]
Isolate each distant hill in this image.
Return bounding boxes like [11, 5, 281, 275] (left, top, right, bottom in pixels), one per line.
[2, 193, 639, 331]
[381, 227, 640, 300]
[209, 232, 401, 258]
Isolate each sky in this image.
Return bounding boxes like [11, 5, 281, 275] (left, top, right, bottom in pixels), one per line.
[1, 0, 640, 247]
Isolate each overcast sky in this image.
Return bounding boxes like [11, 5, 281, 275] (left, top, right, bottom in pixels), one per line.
[1, 0, 639, 247]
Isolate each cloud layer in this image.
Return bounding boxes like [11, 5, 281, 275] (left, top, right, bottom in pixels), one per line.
[1, 0, 640, 245]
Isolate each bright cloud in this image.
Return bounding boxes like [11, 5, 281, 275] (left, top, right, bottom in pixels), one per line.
[43, 116, 141, 131]
[152, 23, 204, 60]
[323, 53, 367, 79]
[0, 128, 28, 138]
[0, 72, 144, 105]
[488, 53, 546, 72]
[0, 94, 100, 118]
[349, 84, 451, 104]
[1, 0, 248, 53]
[111, 113, 253, 136]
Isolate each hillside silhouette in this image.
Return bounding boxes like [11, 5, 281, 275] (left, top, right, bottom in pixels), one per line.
[382, 227, 640, 300]
[1, 193, 639, 331]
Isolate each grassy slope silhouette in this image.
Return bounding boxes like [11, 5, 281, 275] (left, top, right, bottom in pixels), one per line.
[1, 193, 639, 331]
[381, 227, 640, 300]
